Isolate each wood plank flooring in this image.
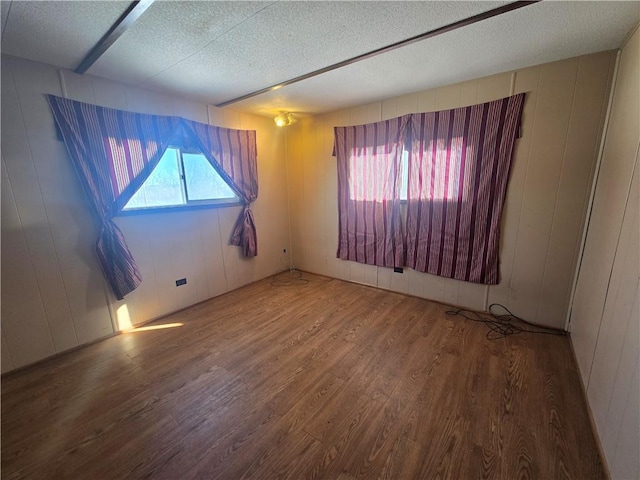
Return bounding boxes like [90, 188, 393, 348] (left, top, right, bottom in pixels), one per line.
[1, 273, 606, 479]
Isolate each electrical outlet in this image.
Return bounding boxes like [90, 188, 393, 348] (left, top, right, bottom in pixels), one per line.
[393, 267, 404, 274]
[175, 278, 187, 287]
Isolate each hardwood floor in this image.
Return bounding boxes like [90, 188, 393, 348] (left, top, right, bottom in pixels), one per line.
[1, 273, 606, 479]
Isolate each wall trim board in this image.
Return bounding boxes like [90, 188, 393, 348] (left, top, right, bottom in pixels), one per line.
[0, 270, 292, 379]
[294, 268, 569, 336]
[565, 50, 621, 331]
[568, 336, 612, 478]
[0, 331, 119, 380]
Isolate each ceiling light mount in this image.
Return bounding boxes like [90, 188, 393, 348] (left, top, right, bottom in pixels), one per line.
[274, 112, 296, 127]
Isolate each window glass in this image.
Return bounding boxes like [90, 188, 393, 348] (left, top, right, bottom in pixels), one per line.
[182, 152, 237, 201]
[122, 147, 238, 212]
[124, 148, 184, 209]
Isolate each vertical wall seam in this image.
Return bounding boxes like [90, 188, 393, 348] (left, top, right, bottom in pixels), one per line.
[215, 210, 229, 292]
[10, 62, 67, 350]
[603, 277, 640, 444]
[534, 59, 579, 325]
[1, 157, 54, 353]
[507, 66, 542, 310]
[608, 354, 640, 475]
[1, 156, 34, 367]
[567, 53, 617, 325]
[284, 127, 294, 271]
[199, 212, 213, 298]
[565, 50, 622, 332]
[597, 153, 639, 426]
[587, 142, 639, 393]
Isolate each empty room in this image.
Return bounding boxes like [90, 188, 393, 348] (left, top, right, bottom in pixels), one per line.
[1, 1, 639, 479]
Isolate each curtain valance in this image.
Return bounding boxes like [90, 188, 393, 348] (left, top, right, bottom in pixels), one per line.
[47, 95, 258, 299]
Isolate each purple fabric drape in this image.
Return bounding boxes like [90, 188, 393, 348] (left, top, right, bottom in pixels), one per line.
[334, 115, 411, 267]
[406, 93, 525, 284]
[333, 94, 525, 284]
[47, 95, 259, 299]
[48, 95, 180, 299]
[184, 120, 259, 257]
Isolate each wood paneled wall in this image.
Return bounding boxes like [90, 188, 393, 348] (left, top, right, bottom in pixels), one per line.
[570, 25, 640, 479]
[286, 51, 615, 330]
[1, 56, 291, 373]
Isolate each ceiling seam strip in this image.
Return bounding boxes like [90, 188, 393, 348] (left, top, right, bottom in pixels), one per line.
[1, 1, 13, 42]
[74, 0, 155, 75]
[215, 0, 541, 108]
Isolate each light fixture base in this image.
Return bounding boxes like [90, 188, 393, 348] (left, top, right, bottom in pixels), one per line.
[274, 111, 296, 127]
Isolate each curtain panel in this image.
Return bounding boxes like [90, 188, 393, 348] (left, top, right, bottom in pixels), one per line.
[185, 120, 258, 257]
[406, 94, 525, 284]
[334, 115, 411, 268]
[47, 95, 258, 300]
[333, 93, 525, 285]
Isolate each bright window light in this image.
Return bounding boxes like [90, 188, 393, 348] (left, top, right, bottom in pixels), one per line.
[400, 149, 408, 201]
[123, 147, 239, 212]
[182, 152, 237, 201]
[124, 322, 184, 333]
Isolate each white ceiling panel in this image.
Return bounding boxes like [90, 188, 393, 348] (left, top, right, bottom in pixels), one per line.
[135, 1, 505, 103]
[88, 1, 271, 84]
[229, 1, 640, 115]
[1, 0, 638, 117]
[1, 1, 132, 69]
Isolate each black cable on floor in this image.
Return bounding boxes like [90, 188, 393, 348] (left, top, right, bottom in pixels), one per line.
[446, 303, 568, 341]
[270, 269, 309, 286]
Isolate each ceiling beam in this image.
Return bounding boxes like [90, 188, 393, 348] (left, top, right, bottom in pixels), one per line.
[215, 0, 541, 108]
[75, 0, 155, 74]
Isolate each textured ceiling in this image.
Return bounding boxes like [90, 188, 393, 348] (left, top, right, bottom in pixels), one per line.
[2, 1, 639, 117]
[0, 1, 132, 68]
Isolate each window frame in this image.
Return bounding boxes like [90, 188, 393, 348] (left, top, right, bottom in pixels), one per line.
[119, 146, 242, 216]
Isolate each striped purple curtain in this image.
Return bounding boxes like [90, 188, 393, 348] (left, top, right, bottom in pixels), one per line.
[48, 95, 179, 299]
[185, 120, 258, 257]
[47, 96, 260, 299]
[334, 115, 411, 267]
[406, 93, 525, 284]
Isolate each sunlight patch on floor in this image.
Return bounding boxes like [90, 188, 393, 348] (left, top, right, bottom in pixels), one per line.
[124, 323, 184, 333]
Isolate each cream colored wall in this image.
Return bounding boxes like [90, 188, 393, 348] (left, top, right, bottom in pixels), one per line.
[287, 51, 615, 329]
[569, 26, 639, 479]
[1, 56, 291, 373]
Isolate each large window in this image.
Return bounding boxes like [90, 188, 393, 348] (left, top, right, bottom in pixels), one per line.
[123, 147, 239, 212]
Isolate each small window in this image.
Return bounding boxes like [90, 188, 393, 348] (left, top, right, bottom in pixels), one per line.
[122, 147, 239, 212]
